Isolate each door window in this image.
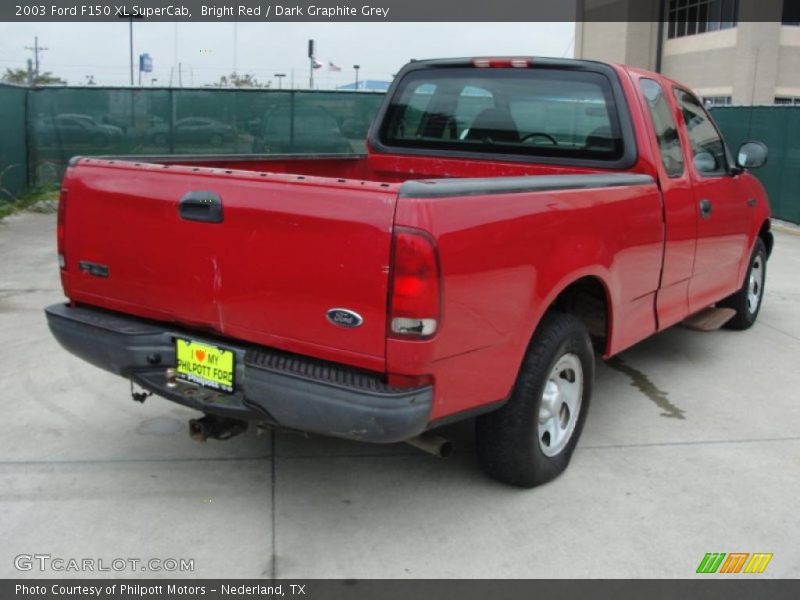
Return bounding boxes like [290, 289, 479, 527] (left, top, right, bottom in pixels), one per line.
[673, 88, 728, 176]
[639, 79, 684, 177]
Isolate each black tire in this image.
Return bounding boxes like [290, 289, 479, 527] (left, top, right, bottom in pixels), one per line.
[209, 133, 224, 146]
[719, 237, 767, 330]
[476, 312, 594, 488]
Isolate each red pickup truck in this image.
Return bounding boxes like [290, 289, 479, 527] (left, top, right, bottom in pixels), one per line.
[46, 57, 772, 487]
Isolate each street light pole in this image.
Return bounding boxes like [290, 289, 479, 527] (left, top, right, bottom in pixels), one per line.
[274, 73, 286, 89]
[129, 18, 134, 86]
[353, 65, 360, 91]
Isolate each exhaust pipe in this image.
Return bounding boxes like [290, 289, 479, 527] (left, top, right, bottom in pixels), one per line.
[189, 415, 247, 442]
[406, 432, 453, 458]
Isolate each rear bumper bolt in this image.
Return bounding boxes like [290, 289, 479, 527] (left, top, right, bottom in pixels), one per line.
[165, 368, 178, 388]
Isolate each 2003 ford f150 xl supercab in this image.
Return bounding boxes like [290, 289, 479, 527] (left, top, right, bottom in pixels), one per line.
[46, 57, 773, 487]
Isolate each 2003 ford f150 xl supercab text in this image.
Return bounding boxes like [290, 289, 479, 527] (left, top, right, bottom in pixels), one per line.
[46, 58, 773, 487]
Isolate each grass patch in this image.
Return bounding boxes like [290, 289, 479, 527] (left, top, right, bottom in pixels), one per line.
[0, 186, 59, 221]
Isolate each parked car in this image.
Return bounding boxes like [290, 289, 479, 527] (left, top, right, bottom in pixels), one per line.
[252, 105, 352, 153]
[47, 57, 772, 487]
[35, 113, 123, 148]
[148, 117, 235, 147]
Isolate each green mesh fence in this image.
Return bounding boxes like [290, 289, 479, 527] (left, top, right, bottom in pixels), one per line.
[25, 86, 385, 187]
[712, 105, 800, 224]
[6, 88, 799, 225]
[0, 84, 28, 201]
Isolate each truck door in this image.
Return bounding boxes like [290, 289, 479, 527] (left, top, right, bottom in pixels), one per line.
[672, 88, 750, 312]
[635, 77, 696, 330]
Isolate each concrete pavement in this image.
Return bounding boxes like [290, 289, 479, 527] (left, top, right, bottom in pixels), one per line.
[1, 212, 798, 578]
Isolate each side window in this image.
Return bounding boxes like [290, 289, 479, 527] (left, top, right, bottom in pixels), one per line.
[639, 79, 684, 177]
[673, 88, 728, 176]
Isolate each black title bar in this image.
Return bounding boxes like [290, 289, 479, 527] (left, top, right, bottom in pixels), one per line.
[8, 0, 769, 23]
[5, 579, 800, 600]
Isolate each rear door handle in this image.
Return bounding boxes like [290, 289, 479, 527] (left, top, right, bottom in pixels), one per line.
[699, 198, 713, 219]
[179, 191, 223, 223]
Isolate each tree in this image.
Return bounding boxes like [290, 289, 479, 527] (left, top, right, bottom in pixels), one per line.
[2, 67, 66, 86]
[216, 72, 269, 88]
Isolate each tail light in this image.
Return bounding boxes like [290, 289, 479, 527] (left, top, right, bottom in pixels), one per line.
[472, 58, 531, 68]
[57, 187, 67, 269]
[388, 227, 441, 338]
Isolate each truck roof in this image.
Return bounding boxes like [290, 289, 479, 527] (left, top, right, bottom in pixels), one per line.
[404, 56, 673, 88]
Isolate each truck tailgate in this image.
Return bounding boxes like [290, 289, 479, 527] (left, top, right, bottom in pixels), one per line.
[61, 159, 399, 369]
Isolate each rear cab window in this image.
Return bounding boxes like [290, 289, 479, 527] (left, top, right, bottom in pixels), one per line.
[376, 62, 635, 167]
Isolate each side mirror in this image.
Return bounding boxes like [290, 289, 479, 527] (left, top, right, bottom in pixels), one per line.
[693, 151, 718, 173]
[736, 141, 768, 169]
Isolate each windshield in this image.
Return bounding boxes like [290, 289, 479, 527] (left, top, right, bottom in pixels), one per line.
[380, 67, 624, 161]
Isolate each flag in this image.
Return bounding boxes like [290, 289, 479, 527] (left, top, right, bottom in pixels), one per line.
[312, 59, 323, 69]
[329, 61, 342, 72]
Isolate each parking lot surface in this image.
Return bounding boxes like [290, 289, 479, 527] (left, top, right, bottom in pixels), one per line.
[1, 212, 798, 578]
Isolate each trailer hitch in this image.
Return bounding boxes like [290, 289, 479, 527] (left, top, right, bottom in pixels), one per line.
[130, 380, 152, 403]
[189, 415, 248, 442]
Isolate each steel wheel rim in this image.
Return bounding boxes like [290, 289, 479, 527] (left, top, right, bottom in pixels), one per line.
[747, 255, 764, 314]
[538, 353, 583, 457]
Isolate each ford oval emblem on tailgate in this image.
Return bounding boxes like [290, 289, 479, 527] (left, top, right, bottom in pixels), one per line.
[326, 308, 364, 328]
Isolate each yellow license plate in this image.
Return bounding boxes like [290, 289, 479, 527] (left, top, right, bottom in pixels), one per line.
[175, 339, 235, 393]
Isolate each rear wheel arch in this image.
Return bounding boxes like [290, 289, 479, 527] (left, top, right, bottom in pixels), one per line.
[545, 275, 612, 356]
[758, 219, 774, 259]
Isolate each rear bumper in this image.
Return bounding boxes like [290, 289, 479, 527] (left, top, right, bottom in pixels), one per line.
[45, 303, 433, 443]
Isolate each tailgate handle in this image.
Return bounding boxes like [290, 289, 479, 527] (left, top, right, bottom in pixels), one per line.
[179, 191, 223, 223]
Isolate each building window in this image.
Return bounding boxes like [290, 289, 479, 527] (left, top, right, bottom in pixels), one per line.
[667, 0, 738, 39]
[783, 0, 800, 25]
[774, 97, 800, 105]
[702, 96, 732, 106]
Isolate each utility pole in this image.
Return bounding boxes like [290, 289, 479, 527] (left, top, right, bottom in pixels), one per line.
[274, 73, 286, 89]
[233, 22, 239, 76]
[118, 11, 142, 86]
[24, 36, 48, 82]
[308, 39, 315, 89]
[129, 18, 134, 85]
[353, 65, 360, 91]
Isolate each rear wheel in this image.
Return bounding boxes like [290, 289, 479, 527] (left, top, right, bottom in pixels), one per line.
[476, 312, 594, 488]
[720, 237, 767, 330]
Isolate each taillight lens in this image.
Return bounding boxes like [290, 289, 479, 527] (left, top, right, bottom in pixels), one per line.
[389, 228, 441, 338]
[57, 187, 67, 269]
[472, 58, 531, 68]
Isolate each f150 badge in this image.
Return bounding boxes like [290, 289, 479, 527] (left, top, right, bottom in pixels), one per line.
[326, 308, 363, 328]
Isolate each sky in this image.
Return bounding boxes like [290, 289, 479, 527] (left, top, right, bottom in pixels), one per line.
[0, 22, 575, 88]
